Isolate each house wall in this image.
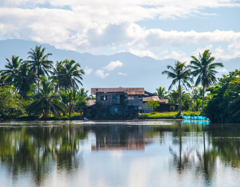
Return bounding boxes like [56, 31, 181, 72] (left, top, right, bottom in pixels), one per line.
[142, 103, 153, 113]
[95, 92, 146, 116]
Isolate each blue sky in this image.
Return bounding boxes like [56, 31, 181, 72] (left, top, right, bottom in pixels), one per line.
[0, 0, 240, 64]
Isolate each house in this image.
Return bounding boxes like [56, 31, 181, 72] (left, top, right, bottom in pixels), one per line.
[86, 88, 177, 117]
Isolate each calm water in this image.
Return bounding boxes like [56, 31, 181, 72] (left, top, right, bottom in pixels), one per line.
[1, 120, 240, 187]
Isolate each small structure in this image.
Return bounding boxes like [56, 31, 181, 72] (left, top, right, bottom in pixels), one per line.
[86, 88, 178, 117]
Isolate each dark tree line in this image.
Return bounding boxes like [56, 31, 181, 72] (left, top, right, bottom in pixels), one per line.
[0, 45, 89, 119]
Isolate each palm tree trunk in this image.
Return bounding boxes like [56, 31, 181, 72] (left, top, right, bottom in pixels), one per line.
[179, 81, 182, 115]
[38, 79, 39, 93]
[202, 86, 205, 110]
[37, 70, 40, 93]
[43, 109, 46, 119]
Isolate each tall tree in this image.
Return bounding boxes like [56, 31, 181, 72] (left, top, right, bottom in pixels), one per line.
[155, 86, 167, 99]
[27, 76, 66, 119]
[27, 45, 53, 91]
[189, 49, 224, 109]
[13, 63, 36, 98]
[50, 60, 84, 91]
[0, 56, 23, 85]
[162, 61, 193, 114]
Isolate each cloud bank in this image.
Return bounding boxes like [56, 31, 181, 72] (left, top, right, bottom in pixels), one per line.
[0, 0, 240, 60]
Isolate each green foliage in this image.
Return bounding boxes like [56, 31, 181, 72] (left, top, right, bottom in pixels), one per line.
[0, 86, 24, 118]
[12, 63, 36, 98]
[190, 49, 224, 109]
[27, 45, 53, 78]
[26, 76, 67, 119]
[27, 45, 53, 92]
[0, 56, 23, 85]
[154, 86, 167, 99]
[50, 59, 84, 91]
[145, 100, 160, 112]
[139, 111, 201, 119]
[0, 45, 88, 120]
[168, 90, 179, 104]
[162, 61, 193, 114]
[181, 92, 193, 111]
[204, 70, 240, 122]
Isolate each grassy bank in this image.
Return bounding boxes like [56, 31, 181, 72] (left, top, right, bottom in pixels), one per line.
[5, 112, 84, 121]
[1, 111, 202, 121]
[138, 111, 201, 119]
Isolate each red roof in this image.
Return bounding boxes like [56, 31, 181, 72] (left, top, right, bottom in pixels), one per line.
[91, 88, 145, 95]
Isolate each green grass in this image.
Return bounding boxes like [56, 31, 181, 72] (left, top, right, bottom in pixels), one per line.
[15, 112, 84, 121]
[138, 111, 201, 119]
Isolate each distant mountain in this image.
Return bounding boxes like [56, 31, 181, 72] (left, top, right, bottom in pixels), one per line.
[0, 39, 239, 93]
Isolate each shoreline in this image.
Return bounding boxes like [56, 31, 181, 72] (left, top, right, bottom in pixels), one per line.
[0, 117, 183, 122]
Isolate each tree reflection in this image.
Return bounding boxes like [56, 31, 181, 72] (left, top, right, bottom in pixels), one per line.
[0, 125, 87, 186]
[208, 124, 240, 168]
[195, 131, 217, 186]
[169, 121, 193, 172]
[169, 122, 217, 185]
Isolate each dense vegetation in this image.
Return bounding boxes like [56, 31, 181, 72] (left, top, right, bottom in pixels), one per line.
[1, 47, 239, 122]
[204, 70, 240, 122]
[0, 45, 89, 120]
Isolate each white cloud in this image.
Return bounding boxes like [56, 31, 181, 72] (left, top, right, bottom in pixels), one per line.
[95, 69, 109, 79]
[104, 60, 123, 71]
[118, 72, 127, 76]
[163, 50, 190, 62]
[217, 68, 228, 73]
[1, 1, 240, 60]
[129, 49, 158, 59]
[84, 66, 92, 75]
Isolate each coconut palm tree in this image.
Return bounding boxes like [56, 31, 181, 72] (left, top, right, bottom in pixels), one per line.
[59, 88, 75, 116]
[27, 76, 66, 118]
[162, 61, 193, 114]
[27, 45, 53, 91]
[189, 49, 224, 109]
[50, 60, 84, 91]
[0, 55, 24, 85]
[13, 63, 36, 98]
[155, 86, 167, 99]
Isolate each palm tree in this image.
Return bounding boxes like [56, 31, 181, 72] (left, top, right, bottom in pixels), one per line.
[59, 88, 75, 116]
[27, 76, 66, 119]
[0, 56, 23, 85]
[13, 63, 36, 98]
[50, 60, 84, 91]
[162, 61, 193, 114]
[27, 45, 53, 91]
[155, 86, 167, 99]
[169, 90, 179, 105]
[78, 88, 89, 98]
[189, 49, 224, 109]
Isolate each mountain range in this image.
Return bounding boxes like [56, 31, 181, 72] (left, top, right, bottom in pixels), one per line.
[0, 39, 239, 93]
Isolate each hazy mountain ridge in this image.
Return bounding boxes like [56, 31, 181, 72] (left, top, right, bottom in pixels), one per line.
[0, 39, 239, 92]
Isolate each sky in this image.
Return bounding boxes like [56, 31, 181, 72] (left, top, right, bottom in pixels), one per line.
[0, 0, 240, 63]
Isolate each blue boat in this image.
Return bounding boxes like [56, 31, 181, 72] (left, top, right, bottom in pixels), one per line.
[182, 115, 210, 121]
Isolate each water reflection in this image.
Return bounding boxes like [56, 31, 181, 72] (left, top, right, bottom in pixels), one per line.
[1, 121, 240, 186]
[91, 125, 146, 151]
[0, 125, 87, 186]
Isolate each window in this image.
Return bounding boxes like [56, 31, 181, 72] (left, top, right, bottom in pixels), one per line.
[117, 95, 120, 104]
[100, 95, 107, 100]
[128, 96, 134, 100]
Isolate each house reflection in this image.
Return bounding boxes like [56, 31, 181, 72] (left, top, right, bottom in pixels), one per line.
[91, 125, 149, 151]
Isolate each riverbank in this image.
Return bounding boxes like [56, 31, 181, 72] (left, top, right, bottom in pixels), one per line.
[0, 111, 201, 121]
[138, 111, 201, 119]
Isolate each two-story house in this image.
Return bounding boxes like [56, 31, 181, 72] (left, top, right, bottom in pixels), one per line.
[90, 88, 156, 116]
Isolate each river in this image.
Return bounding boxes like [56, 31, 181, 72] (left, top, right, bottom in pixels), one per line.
[0, 120, 240, 187]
